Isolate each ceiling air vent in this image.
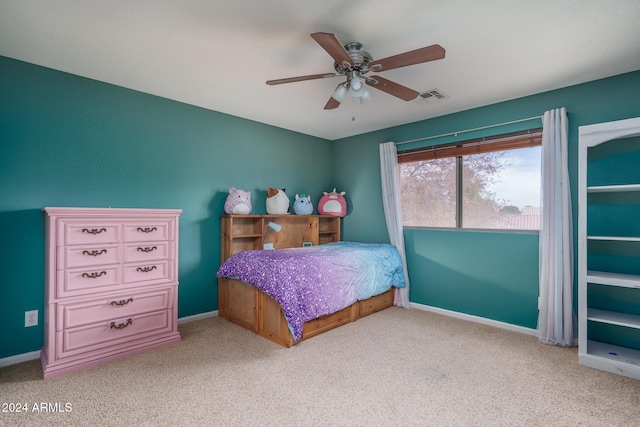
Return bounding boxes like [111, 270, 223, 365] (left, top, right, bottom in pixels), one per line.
[415, 88, 449, 105]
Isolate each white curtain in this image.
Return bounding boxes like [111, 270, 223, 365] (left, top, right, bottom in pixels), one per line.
[538, 107, 575, 346]
[380, 142, 411, 308]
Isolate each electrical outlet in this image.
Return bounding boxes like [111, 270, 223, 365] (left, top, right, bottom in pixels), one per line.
[25, 310, 38, 327]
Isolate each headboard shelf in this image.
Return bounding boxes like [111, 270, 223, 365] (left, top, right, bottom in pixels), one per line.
[220, 214, 341, 262]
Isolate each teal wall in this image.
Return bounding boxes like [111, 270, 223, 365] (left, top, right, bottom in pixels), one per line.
[0, 56, 333, 358]
[404, 229, 539, 326]
[332, 70, 640, 329]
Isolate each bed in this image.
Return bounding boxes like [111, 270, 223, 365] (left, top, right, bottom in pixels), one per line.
[217, 241, 407, 347]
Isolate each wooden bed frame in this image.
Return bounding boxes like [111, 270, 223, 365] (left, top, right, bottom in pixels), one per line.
[218, 278, 394, 347]
[217, 214, 395, 347]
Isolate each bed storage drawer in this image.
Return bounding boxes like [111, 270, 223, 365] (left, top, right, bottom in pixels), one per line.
[358, 288, 394, 317]
[302, 305, 355, 339]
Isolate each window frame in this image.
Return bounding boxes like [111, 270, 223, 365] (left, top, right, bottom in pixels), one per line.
[397, 128, 543, 231]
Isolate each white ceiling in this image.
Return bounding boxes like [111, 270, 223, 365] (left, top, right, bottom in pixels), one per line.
[1, 0, 640, 140]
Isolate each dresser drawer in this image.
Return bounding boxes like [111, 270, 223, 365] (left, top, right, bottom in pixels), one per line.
[58, 265, 122, 299]
[59, 220, 120, 246]
[56, 287, 175, 330]
[57, 244, 120, 269]
[124, 241, 171, 263]
[123, 260, 172, 285]
[124, 220, 173, 242]
[56, 309, 174, 359]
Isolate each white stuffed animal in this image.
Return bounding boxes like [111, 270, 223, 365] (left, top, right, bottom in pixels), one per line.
[266, 187, 290, 214]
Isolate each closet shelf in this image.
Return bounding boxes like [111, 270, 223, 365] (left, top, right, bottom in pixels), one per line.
[587, 235, 640, 242]
[587, 184, 640, 193]
[587, 308, 640, 329]
[586, 271, 640, 288]
[231, 233, 263, 238]
[584, 341, 640, 370]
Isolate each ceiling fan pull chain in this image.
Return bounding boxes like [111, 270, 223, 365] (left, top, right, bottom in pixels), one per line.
[352, 97, 356, 122]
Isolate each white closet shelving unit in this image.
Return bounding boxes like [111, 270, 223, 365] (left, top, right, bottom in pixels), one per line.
[578, 116, 640, 379]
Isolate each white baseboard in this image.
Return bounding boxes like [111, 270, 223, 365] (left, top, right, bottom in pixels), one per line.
[2, 307, 533, 368]
[177, 310, 218, 325]
[0, 350, 41, 368]
[0, 311, 220, 369]
[410, 302, 538, 337]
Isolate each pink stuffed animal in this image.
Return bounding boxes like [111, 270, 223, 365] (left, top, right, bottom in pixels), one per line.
[224, 187, 252, 214]
[318, 188, 347, 217]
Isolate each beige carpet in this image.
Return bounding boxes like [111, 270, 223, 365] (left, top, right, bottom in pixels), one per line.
[1, 307, 639, 427]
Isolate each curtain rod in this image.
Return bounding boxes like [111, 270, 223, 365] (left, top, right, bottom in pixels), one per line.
[395, 115, 543, 146]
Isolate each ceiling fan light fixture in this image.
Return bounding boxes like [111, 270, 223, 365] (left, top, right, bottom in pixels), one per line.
[348, 75, 367, 98]
[360, 88, 372, 104]
[331, 83, 348, 102]
[350, 75, 362, 91]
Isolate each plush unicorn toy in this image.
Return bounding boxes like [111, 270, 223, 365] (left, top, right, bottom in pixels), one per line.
[318, 188, 347, 217]
[293, 194, 313, 215]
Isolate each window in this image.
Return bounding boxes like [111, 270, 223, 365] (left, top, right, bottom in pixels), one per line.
[398, 129, 542, 230]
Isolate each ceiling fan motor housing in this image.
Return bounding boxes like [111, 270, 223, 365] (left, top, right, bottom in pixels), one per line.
[334, 42, 373, 77]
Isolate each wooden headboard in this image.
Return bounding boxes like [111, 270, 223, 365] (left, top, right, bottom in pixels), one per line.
[220, 215, 341, 262]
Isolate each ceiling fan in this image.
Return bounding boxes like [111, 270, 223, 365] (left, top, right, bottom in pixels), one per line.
[266, 32, 445, 110]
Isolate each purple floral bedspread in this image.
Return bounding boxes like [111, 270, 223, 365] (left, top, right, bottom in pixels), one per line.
[216, 241, 407, 341]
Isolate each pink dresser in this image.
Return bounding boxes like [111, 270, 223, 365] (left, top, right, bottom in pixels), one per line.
[41, 207, 182, 379]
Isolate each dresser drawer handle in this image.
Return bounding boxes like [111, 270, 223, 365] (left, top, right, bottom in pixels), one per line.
[82, 249, 107, 256]
[137, 246, 157, 253]
[136, 266, 157, 273]
[82, 228, 107, 235]
[137, 227, 157, 233]
[109, 318, 133, 329]
[82, 271, 107, 279]
[110, 298, 134, 306]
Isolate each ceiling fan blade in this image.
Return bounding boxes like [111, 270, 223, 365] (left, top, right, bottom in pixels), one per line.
[368, 44, 445, 72]
[366, 76, 419, 101]
[324, 97, 341, 110]
[311, 32, 354, 66]
[266, 73, 339, 85]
